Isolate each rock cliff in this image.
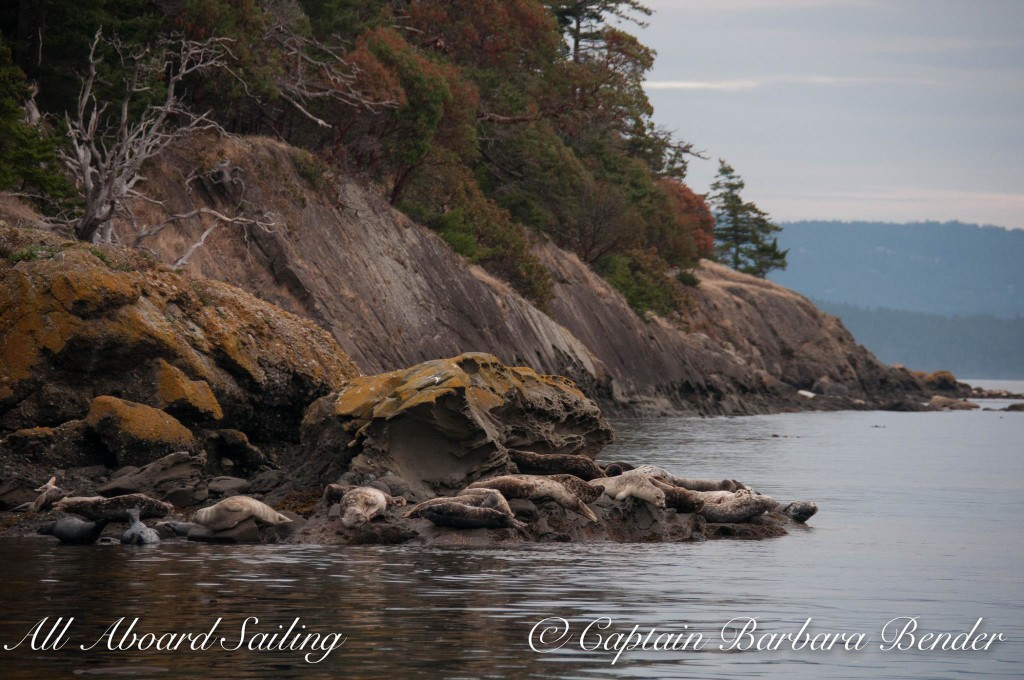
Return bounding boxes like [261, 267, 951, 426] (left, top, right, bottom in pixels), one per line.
[101, 135, 923, 413]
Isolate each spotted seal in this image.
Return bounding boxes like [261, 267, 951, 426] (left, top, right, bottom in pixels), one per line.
[464, 475, 598, 522]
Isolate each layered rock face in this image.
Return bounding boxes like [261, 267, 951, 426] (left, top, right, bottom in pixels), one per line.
[112, 135, 925, 414]
[299, 352, 614, 497]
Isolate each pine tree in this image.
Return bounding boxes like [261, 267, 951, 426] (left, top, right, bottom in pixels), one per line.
[707, 159, 787, 277]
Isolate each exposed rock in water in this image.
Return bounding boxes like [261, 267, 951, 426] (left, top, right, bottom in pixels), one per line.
[299, 353, 614, 497]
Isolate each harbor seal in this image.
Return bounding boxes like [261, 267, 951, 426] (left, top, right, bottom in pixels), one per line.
[649, 478, 706, 512]
[121, 507, 160, 545]
[30, 476, 67, 513]
[779, 500, 818, 523]
[192, 496, 292, 532]
[590, 475, 666, 508]
[548, 474, 603, 504]
[405, 489, 526, 530]
[623, 465, 743, 492]
[339, 486, 407, 528]
[602, 462, 635, 476]
[508, 450, 606, 481]
[464, 476, 599, 522]
[38, 517, 109, 545]
[696, 488, 777, 523]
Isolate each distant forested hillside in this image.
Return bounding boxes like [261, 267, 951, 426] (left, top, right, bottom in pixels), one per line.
[771, 221, 1024, 318]
[816, 302, 1024, 379]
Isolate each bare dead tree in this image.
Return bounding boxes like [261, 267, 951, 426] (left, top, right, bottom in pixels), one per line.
[60, 29, 234, 243]
[262, 0, 397, 130]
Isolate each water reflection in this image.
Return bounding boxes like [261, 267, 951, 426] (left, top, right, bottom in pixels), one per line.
[1, 407, 1022, 678]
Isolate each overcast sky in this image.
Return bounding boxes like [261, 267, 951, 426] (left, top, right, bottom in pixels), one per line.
[638, 0, 1024, 228]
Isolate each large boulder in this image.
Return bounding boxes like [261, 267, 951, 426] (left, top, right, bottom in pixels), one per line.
[97, 452, 208, 506]
[0, 222, 360, 440]
[85, 396, 196, 467]
[300, 353, 614, 498]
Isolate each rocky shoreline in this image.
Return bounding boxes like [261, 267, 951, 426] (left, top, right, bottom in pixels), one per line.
[1, 223, 1016, 548]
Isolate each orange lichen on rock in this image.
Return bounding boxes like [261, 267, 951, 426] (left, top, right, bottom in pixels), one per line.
[300, 353, 613, 497]
[86, 396, 196, 467]
[155, 358, 224, 422]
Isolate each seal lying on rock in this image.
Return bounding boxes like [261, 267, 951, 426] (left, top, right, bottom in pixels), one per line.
[695, 488, 778, 523]
[192, 496, 292, 532]
[649, 478, 706, 512]
[623, 465, 744, 492]
[30, 476, 67, 512]
[38, 517, 109, 545]
[121, 507, 160, 545]
[338, 487, 407, 528]
[405, 489, 527, 530]
[590, 475, 666, 508]
[548, 474, 603, 504]
[465, 476, 599, 522]
[508, 450, 606, 481]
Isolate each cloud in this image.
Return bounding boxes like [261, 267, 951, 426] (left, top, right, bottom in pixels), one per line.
[644, 75, 931, 91]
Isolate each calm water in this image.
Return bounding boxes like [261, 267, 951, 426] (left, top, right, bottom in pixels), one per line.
[1, 390, 1023, 679]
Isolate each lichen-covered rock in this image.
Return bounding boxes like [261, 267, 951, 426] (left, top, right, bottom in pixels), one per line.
[97, 451, 208, 506]
[0, 222, 359, 439]
[86, 396, 195, 467]
[300, 353, 614, 497]
[155, 358, 223, 423]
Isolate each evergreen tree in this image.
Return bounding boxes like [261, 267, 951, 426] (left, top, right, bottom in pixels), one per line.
[707, 159, 787, 277]
[0, 40, 69, 202]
